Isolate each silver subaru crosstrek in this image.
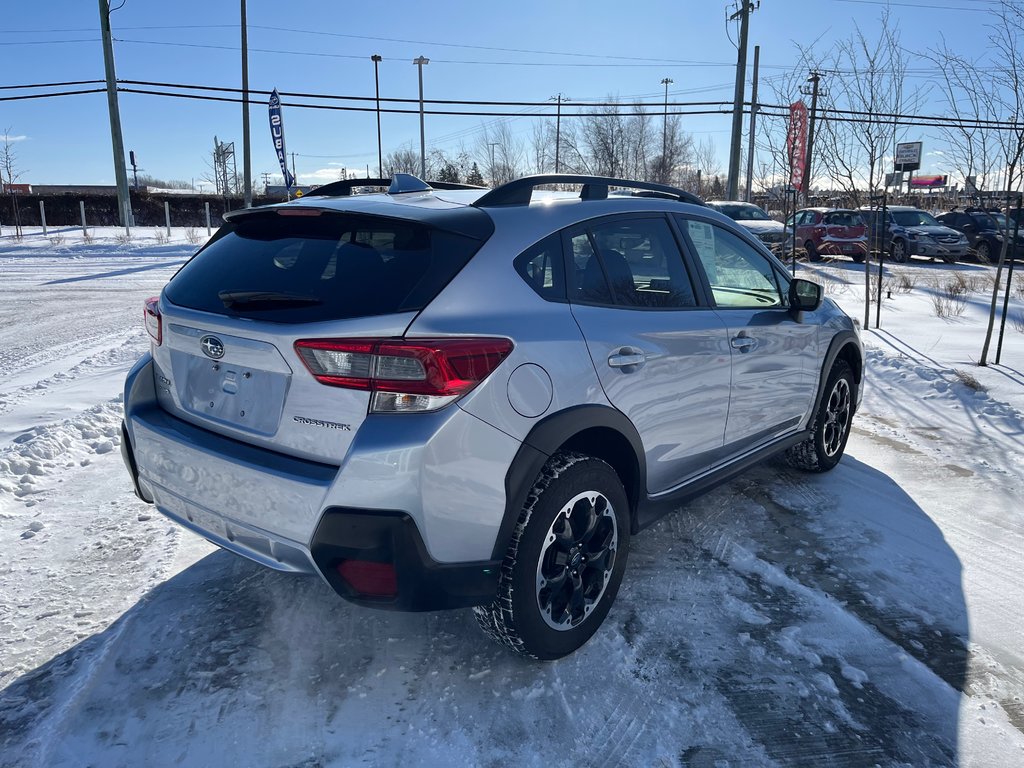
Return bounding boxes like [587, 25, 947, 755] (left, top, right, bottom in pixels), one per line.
[122, 173, 862, 660]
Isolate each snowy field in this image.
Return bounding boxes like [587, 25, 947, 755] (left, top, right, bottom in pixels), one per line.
[1, 226, 1023, 767]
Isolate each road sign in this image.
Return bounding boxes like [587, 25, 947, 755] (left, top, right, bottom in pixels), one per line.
[894, 142, 922, 172]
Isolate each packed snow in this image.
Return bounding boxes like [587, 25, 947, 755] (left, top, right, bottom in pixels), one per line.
[1, 226, 1023, 767]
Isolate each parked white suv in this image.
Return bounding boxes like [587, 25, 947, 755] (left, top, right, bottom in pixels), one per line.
[122, 174, 862, 659]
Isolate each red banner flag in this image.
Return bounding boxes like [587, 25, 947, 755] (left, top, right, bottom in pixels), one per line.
[787, 101, 809, 191]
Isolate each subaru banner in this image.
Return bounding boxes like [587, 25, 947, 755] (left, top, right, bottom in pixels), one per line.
[268, 89, 296, 189]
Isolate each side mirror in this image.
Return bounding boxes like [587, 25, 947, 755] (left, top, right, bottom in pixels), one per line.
[789, 278, 822, 313]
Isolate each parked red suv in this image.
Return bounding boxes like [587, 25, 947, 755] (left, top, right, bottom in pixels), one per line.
[784, 208, 868, 263]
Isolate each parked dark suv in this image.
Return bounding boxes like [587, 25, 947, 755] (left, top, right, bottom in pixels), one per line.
[859, 206, 967, 263]
[121, 173, 863, 659]
[935, 208, 1022, 263]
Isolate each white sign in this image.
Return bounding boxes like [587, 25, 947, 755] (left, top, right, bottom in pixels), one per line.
[894, 142, 922, 171]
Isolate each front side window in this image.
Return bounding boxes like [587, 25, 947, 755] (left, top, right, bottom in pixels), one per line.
[681, 219, 784, 309]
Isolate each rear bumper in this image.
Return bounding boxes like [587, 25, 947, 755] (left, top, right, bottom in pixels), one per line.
[818, 240, 868, 257]
[121, 353, 516, 611]
[310, 508, 501, 610]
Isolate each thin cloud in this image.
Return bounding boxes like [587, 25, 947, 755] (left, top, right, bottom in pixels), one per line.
[1, 134, 28, 142]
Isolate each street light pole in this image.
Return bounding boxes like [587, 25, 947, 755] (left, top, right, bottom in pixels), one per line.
[413, 56, 429, 179]
[489, 141, 499, 183]
[661, 77, 673, 182]
[371, 54, 383, 176]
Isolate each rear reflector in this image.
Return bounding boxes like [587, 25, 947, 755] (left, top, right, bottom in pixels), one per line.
[337, 560, 398, 598]
[294, 337, 514, 413]
[143, 297, 162, 345]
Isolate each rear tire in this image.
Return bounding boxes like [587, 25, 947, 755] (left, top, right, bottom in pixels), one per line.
[805, 241, 822, 262]
[474, 452, 630, 660]
[786, 359, 856, 473]
[975, 241, 991, 264]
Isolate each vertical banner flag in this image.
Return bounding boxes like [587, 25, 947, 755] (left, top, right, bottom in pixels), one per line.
[268, 89, 295, 189]
[787, 100, 809, 191]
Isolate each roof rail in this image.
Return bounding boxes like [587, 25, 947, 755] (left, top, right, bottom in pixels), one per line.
[306, 175, 485, 198]
[472, 174, 705, 208]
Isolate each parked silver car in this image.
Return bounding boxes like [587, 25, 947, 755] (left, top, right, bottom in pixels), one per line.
[706, 200, 786, 251]
[122, 174, 863, 659]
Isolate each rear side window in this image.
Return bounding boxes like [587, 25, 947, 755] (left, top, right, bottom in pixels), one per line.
[569, 217, 697, 309]
[514, 234, 565, 300]
[165, 213, 485, 323]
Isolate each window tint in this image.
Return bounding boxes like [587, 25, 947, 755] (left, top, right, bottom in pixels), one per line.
[682, 219, 783, 309]
[165, 213, 483, 323]
[892, 210, 939, 227]
[570, 218, 696, 308]
[823, 211, 864, 226]
[514, 234, 565, 300]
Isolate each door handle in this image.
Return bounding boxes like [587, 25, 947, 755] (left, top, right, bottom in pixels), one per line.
[607, 348, 646, 369]
[730, 335, 758, 353]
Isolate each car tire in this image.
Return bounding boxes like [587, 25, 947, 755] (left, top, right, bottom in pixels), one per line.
[852, 252, 866, 264]
[975, 241, 991, 263]
[473, 452, 630, 660]
[785, 359, 856, 473]
[890, 239, 908, 263]
[805, 241, 821, 262]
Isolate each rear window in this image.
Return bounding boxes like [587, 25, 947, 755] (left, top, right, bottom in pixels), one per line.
[823, 211, 864, 226]
[165, 212, 485, 323]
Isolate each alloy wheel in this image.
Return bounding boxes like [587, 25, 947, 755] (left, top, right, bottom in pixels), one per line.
[536, 491, 618, 630]
[822, 378, 852, 457]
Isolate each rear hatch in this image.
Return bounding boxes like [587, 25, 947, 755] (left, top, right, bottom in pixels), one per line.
[151, 205, 492, 464]
[823, 210, 867, 241]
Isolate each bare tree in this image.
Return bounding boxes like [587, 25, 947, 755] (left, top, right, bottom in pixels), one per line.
[477, 121, 525, 185]
[926, 43, 1000, 194]
[981, 0, 1024, 364]
[813, 9, 924, 208]
[1, 128, 25, 237]
[383, 145, 421, 176]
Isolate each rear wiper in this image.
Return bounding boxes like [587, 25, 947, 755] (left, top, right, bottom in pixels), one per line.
[218, 290, 323, 309]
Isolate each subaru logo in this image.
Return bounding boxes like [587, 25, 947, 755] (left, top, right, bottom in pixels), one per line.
[200, 335, 225, 359]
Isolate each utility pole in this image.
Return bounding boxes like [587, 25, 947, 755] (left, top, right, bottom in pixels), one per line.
[551, 93, 568, 173]
[744, 45, 760, 202]
[801, 71, 824, 201]
[726, 0, 756, 200]
[98, 0, 131, 226]
[661, 77, 674, 182]
[372, 55, 383, 176]
[241, 0, 252, 208]
[291, 152, 297, 189]
[413, 56, 429, 179]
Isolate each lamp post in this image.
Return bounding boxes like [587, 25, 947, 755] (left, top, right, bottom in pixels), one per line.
[413, 56, 429, 179]
[371, 55, 383, 177]
[661, 77, 674, 182]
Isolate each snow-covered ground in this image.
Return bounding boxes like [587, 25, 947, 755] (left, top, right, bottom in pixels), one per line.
[1, 227, 1023, 767]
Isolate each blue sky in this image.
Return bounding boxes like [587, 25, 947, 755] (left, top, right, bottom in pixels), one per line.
[0, 0, 1005, 188]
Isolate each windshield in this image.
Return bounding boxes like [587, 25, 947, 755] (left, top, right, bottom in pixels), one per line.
[892, 210, 940, 227]
[712, 203, 772, 222]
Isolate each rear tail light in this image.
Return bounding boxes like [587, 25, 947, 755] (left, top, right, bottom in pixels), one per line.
[294, 337, 514, 413]
[337, 560, 398, 598]
[143, 297, 162, 345]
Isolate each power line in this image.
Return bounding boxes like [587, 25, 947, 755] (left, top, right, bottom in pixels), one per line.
[0, 80, 104, 90]
[0, 88, 106, 103]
